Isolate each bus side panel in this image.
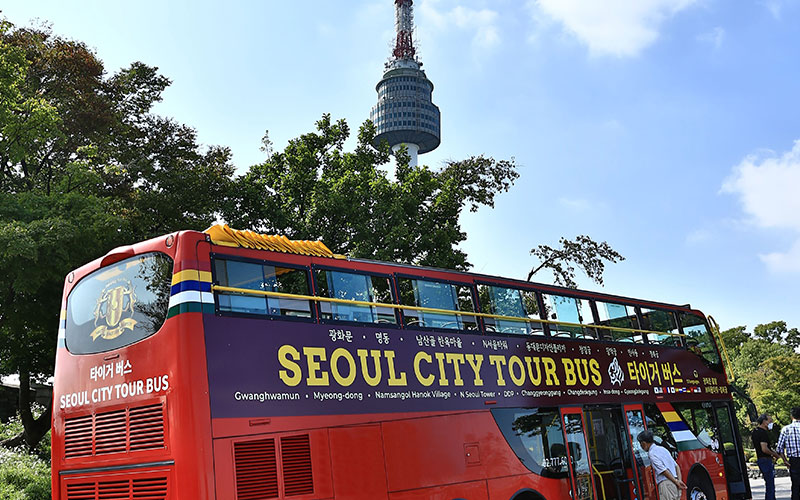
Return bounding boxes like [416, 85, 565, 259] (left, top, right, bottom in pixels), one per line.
[171, 310, 216, 499]
[388, 480, 489, 500]
[487, 473, 571, 500]
[329, 424, 389, 500]
[213, 429, 334, 500]
[382, 411, 529, 492]
[678, 449, 728, 500]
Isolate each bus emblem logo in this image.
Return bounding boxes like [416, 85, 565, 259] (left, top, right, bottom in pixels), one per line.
[91, 280, 138, 341]
[608, 357, 625, 386]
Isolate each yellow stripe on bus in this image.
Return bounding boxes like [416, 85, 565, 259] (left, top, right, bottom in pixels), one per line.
[661, 411, 682, 423]
[171, 270, 213, 285]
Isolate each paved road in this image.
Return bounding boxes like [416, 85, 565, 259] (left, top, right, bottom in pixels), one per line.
[750, 475, 793, 500]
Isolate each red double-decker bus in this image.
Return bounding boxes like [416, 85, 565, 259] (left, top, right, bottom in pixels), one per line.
[52, 225, 751, 500]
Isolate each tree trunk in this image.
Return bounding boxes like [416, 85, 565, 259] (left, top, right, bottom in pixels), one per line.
[0, 368, 53, 450]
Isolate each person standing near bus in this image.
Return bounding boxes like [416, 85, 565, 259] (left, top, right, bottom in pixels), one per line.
[753, 414, 781, 500]
[776, 406, 800, 500]
[637, 430, 688, 500]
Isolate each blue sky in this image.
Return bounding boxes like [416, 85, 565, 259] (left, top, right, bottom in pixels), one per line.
[4, 0, 799, 332]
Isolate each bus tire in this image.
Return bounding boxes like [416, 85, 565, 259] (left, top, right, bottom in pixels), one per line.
[510, 490, 545, 500]
[687, 473, 715, 500]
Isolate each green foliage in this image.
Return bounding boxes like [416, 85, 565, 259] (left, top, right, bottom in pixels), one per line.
[0, 448, 51, 500]
[720, 325, 750, 359]
[722, 321, 800, 436]
[527, 235, 625, 288]
[0, 19, 234, 449]
[0, 416, 50, 500]
[753, 321, 800, 350]
[747, 355, 800, 424]
[224, 114, 518, 271]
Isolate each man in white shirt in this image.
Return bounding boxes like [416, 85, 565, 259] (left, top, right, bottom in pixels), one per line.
[638, 430, 687, 500]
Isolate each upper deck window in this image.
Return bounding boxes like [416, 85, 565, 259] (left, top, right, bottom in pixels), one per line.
[477, 284, 543, 336]
[593, 301, 643, 343]
[314, 269, 396, 324]
[66, 252, 173, 355]
[541, 294, 595, 340]
[640, 308, 680, 346]
[679, 313, 721, 366]
[397, 278, 477, 331]
[214, 258, 311, 318]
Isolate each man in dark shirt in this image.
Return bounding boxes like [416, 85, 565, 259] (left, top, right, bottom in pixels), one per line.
[753, 413, 780, 500]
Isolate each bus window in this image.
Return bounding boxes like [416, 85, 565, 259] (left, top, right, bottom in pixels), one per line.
[214, 259, 312, 318]
[673, 402, 720, 453]
[66, 252, 173, 355]
[542, 294, 595, 339]
[492, 408, 569, 479]
[477, 284, 543, 336]
[625, 408, 650, 467]
[397, 278, 477, 331]
[314, 269, 396, 324]
[593, 301, 643, 343]
[679, 313, 721, 366]
[640, 308, 680, 347]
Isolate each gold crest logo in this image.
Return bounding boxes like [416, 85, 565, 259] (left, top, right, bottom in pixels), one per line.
[91, 280, 138, 341]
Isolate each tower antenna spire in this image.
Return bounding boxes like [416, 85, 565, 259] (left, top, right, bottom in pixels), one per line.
[393, 0, 416, 60]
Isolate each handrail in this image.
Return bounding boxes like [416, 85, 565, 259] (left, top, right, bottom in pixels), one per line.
[707, 315, 734, 383]
[210, 284, 686, 339]
[591, 464, 610, 500]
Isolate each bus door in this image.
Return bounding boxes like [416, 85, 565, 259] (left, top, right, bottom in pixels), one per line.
[712, 401, 751, 500]
[622, 404, 656, 500]
[583, 405, 636, 500]
[561, 407, 597, 500]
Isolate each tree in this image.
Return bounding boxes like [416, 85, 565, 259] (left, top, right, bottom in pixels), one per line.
[753, 321, 800, 350]
[527, 235, 625, 288]
[719, 325, 750, 359]
[719, 321, 800, 434]
[0, 20, 233, 448]
[747, 355, 800, 424]
[224, 115, 518, 271]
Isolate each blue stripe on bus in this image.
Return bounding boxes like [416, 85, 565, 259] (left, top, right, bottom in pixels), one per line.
[667, 421, 690, 432]
[170, 280, 212, 295]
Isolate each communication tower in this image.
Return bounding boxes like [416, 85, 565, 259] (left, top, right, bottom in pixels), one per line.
[370, 0, 441, 166]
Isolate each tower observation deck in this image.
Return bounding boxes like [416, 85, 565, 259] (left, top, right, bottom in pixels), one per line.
[370, 0, 440, 166]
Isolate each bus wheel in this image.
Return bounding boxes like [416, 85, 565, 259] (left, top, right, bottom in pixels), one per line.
[687, 475, 715, 500]
[510, 492, 544, 500]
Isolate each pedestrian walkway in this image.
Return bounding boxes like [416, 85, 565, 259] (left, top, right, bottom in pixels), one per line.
[750, 475, 793, 500]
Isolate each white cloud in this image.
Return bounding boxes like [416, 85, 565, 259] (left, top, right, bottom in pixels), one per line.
[696, 26, 725, 49]
[722, 140, 800, 273]
[418, 1, 500, 51]
[529, 0, 699, 57]
[760, 240, 800, 273]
